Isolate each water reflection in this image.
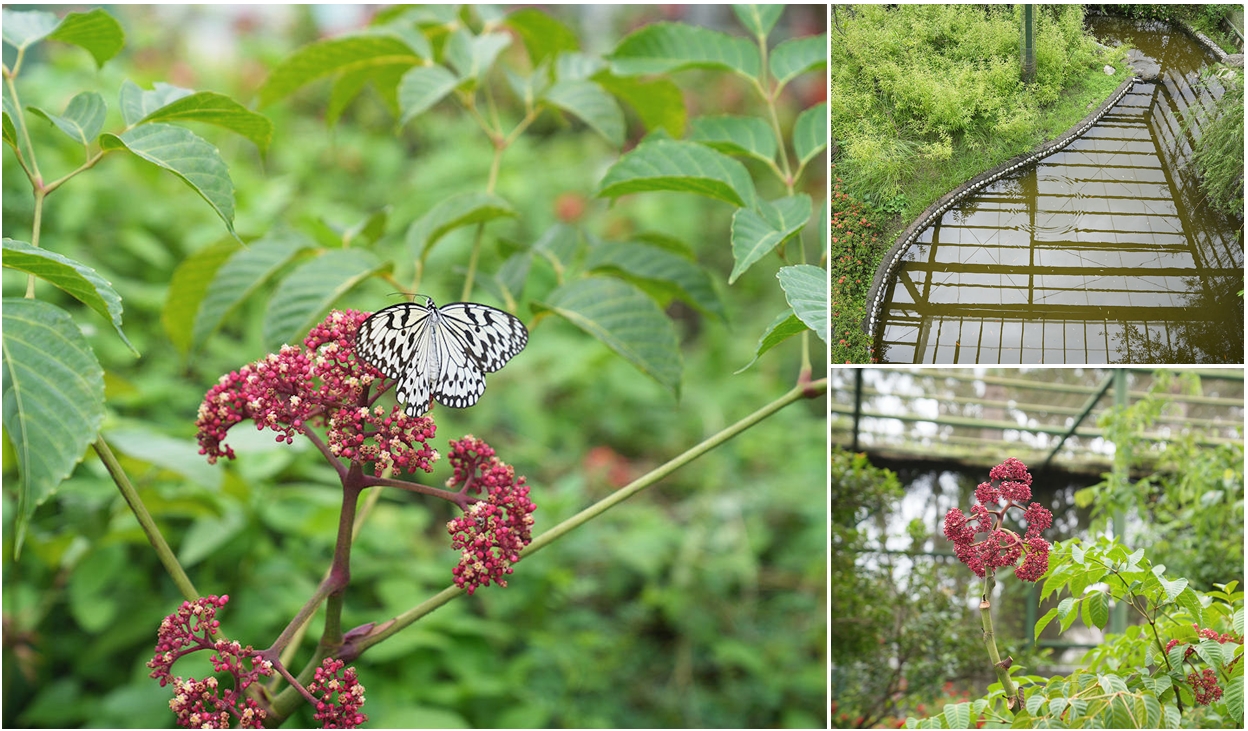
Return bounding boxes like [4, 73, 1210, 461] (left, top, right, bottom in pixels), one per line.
[877, 17, 1244, 364]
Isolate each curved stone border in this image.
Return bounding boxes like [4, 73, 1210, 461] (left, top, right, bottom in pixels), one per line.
[860, 75, 1137, 340]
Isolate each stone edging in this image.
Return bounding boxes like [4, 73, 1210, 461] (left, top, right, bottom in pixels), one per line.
[860, 75, 1137, 340]
[1181, 21, 1230, 62]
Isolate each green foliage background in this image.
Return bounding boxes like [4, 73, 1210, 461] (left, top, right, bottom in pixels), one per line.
[2, 6, 827, 728]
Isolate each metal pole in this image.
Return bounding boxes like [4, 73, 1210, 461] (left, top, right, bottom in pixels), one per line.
[852, 368, 863, 452]
[1111, 369, 1129, 635]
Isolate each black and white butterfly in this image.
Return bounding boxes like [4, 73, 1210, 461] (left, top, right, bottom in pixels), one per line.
[355, 297, 528, 417]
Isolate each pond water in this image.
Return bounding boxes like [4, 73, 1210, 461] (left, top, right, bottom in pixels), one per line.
[875, 17, 1244, 364]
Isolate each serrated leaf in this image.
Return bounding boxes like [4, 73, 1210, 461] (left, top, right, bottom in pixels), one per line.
[1033, 607, 1059, 642]
[2, 298, 105, 556]
[262, 249, 385, 350]
[1025, 692, 1045, 717]
[1225, 671, 1243, 720]
[733, 5, 784, 37]
[1099, 674, 1129, 695]
[2, 9, 59, 49]
[594, 73, 686, 138]
[136, 91, 273, 151]
[3, 239, 136, 354]
[47, 9, 124, 67]
[105, 428, 221, 490]
[444, 29, 510, 84]
[1177, 587, 1205, 626]
[793, 102, 827, 167]
[1158, 574, 1189, 603]
[1109, 694, 1136, 729]
[556, 52, 607, 82]
[1125, 547, 1145, 570]
[543, 79, 625, 147]
[1085, 589, 1109, 630]
[1163, 704, 1180, 728]
[1195, 639, 1225, 668]
[397, 65, 459, 124]
[192, 232, 313, 353]
[609, 22, 760, 79]
[534, 277, 681, 397]
[1060, 598, 1080, 632]
[260, 32, 423, 107]
[505, 8, 579, 64]
[1141, 692, 1161, 729]
[585, 241, 726, 321]
[119, 80, 194, 127]
[689, 115, 777, 164]
[771, 35, 826, 87]
[100, 123, 236, 234]
[531, 224, 580, 279]
[28, 91, 105, 146]
[777, 264, 827, 343]
[736, 309, 806, 373]
[1236, 607, 1244, 636]
[163, 238, 242, 355]
[943, 702, 970, 729]
[729, 194, 810, 283]
[1048, 697, 1068, 720]
[407, 192, 517, 261]
[1072, 543, 1085, 565]
[598, 139, 757, 209]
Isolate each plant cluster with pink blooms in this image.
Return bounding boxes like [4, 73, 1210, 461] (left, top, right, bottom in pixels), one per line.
[1163, 624, 1243, 706]
[169, 310, 539, 726]
[146, 596, 272, 729]
[943, 458, 1053, 582]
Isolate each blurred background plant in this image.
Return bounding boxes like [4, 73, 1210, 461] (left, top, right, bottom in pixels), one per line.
[2, 5, 827, 727]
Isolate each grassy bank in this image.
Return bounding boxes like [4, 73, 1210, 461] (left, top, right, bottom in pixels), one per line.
[829, 4, 1130, 363]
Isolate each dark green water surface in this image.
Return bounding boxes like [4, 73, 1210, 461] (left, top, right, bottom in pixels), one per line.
[877, 17, 1244, 364]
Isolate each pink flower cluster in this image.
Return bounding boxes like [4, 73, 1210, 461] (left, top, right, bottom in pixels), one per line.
[446, 436, 537, 594]
[146, 595, 272, 729]
[943, 458, 1053, 582]
[195, 310, 436, 475]
[1164, 624, 1242, 704]
[307, 657, 368, 728]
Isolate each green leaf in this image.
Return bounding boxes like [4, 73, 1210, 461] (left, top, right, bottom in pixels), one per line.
[179, 508, 246, 569]
[3, 95, 18, 148]
[1072, 543, 1085, 565]
[594, 73, 686, 138]
[1108, 694, 1135, 729]
[793, 102, 828, 167]
[407, 192, 517, 261]
[1153, 568, 1188, 603]
[585, 241, 726, 321]
[543, 80, 625, 147]
[534, 277, 681, 397]
[1098, 674, 1129, 695]
[444, 29, 511, 85]
[397, 65, 459, 125]
[27, 91, 105, 146]
[2, 239, 136, 354]
[531, 224, 580, 278]
[1059, 597, 1080, 632]
[1236, 607, 1244, 636]
[263, 249, 385, 350]
[1177, 587, 1205, 627]
[598, 139, 757, 209]
[505, 8, 579, 64]
[2, 298, 106, 556]
[770, 35, 826, 88]
[100, 123, 236, 235]
[1195, 639, 1225, 668]
[47, 9, 125, 67]
[193, 232, 313, 353]
[1163, 704, 1180, 728]
[163, 238, 242, 355]
[818, 196, 828, 257]
[777, 264, 827, 343]
[2, 9, 59, 50]
[136, 92, 274, 151]
[1141, 693, 1161, 729]
[1033, 607, 1059, 643]
[609, 22, 760, 79]
[105, 428, 221, 490]
[1025, 692, 1045, 717]
[1226, 670, 1243, 720]
[344, 208, 389, 247]
[504, 63, 552, 108]
[556, 51, 607, 82]
[1084, 589, 1109, 630]
[735, 309, 810, 374]
[943, 702, 970, 729]
[260, 32, 423, 107]
[732, 5, 784, 37]
[119, 80, 194, 127]
[1048, 697, 1069, 720]
[729, 194, 811, 283]
[689, 115, 777, 164]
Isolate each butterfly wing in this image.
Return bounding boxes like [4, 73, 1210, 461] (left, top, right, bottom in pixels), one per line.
[428, 317, 487, 409]
[435, 302, 529, 373]
[356, 302, 440, 416]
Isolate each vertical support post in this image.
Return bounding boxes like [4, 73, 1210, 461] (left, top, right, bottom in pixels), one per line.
[852, 369, 863, 452]
[1111, 369, 1129, 635]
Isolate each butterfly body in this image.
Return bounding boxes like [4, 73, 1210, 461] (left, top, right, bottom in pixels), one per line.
[355, 298, 528, 416]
